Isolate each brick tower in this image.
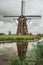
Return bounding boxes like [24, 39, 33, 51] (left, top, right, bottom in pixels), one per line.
[17, 16, 28, 60]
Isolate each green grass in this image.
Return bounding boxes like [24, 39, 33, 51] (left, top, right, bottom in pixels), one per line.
[0, 35, 41, 43]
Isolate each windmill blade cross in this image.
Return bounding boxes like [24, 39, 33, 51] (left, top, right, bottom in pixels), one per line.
[3, 15, 41, 17]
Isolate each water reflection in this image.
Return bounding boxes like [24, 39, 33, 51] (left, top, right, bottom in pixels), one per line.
[0, 43, 18, 54]
[0, 43, 18, 65]
[0, 38, 43, 65]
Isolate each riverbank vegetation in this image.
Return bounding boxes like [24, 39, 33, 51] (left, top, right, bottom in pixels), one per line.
[8, 41, 43, 65]
[0, 35, 41, 43]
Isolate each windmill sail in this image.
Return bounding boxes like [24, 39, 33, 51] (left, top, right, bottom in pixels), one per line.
[3, 0, 41, 19]
[21, 0, 24, 16]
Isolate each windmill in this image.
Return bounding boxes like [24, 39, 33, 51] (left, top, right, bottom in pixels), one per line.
[3, 0, 41, 60]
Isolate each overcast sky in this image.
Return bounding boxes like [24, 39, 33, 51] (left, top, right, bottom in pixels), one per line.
[0, 0, 43, 34]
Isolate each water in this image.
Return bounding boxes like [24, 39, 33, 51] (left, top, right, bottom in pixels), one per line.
[0, 38, 43, 65]
[0, 43, 18, 65]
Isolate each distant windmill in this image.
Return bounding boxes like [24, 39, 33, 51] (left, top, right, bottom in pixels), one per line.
[3, 0, 41, 60]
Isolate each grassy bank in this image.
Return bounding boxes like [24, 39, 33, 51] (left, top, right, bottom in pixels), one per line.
[0, 35, 41, 43]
